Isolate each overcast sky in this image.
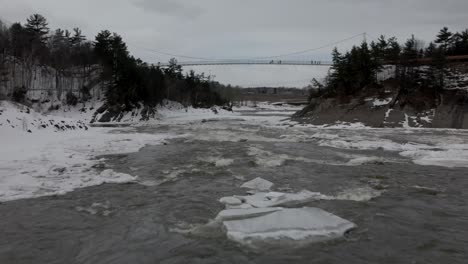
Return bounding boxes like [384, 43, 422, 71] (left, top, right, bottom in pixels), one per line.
[1, 0, 467, 86]
[1, 0, 468, 63]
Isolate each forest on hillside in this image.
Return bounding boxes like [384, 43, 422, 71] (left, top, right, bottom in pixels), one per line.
[0, 14, 234, 109]
[308, 27, 468, 101]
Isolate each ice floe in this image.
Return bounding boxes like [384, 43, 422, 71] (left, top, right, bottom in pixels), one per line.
[216, 207, 282, 221]
[234, 190, 327, 208]
[220, 207, 356, 249]
[219, 196, 243, 207]
[240, 177, 274, 192]
[176, 176, 383, 249]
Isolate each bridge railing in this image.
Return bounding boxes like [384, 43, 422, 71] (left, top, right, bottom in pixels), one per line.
[158, 59, 333, 67]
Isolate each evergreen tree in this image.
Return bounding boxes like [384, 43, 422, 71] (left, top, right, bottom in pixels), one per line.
[385, 37, 401, 62]
[435, 27, 453, 51]
[71, 28, 85, 47]
[25, 14, 49, 44]
[425, 42, 437, 57]
[402, 35, 418, 61]
[164, 58, 183, 79]
[0, 20, 9, 57]
[49, 28, 70, 69]
[451, 30, 468, 55]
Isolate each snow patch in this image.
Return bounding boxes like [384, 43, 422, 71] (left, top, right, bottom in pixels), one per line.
[0, 101, 182, 201]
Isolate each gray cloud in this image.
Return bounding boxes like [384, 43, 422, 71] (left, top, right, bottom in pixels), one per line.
[133, 0, 203, 19]
[1, 0, 468, 63]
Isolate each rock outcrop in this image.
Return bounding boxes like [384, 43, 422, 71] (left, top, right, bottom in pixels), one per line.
[294, 79, 468, 129]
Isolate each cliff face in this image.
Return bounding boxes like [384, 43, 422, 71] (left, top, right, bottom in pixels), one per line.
[293, 79, 468, 129]
[0, 58, 103, 103]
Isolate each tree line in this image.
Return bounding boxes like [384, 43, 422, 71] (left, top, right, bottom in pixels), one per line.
[310, 27, 468, 100]
[0, 14, 231, 108]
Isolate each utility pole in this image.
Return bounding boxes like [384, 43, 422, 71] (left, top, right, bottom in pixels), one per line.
[363, 32, 367, 43]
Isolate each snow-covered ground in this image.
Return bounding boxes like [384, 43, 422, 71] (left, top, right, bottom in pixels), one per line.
[0, 101, 183, 202]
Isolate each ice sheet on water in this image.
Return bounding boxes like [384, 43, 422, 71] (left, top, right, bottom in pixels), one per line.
[219, 196, 243, 207]
[216, 207, 282, 221]
[222, 207, 356, 249]
[236, 190, 327, 208]
[240, 177, 274, 192]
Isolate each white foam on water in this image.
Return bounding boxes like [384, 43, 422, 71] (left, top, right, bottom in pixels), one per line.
[247, 146, 290, 167]
[203, 157, 235, 167]
[328, 187, 383, 202]
[400, 148, 468, 168]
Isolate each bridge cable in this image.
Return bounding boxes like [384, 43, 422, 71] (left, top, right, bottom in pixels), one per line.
[246, 32, 366, 60]
[128, 42, 212, 61]
[128, 32, 365, 62]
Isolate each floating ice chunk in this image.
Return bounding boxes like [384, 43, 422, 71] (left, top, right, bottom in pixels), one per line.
[372, 98, 392, 107]
[219, 196, 243, 207]
[222, 207, 356, 249]
[329, 187, 382, 202]
[226, 203, 254, 209]
[216, 207, 282, 221]
[238, 190, 326, 208]
[241, 177, 274, 192]
[99, 169, 136, 183]
[215, 158, 234, 167]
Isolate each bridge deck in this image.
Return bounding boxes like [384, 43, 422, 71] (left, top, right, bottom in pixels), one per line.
[158, 60, 333, 67]
[158, 55, 468, 67]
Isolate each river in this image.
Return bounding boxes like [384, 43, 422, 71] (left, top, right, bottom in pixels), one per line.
[1, 106, 467, 264]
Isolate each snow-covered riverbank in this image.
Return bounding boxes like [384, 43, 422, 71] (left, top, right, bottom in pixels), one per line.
[0, 100, 187, 201]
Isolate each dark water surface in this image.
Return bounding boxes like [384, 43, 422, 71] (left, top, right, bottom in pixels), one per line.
[1, 109, 468, 264]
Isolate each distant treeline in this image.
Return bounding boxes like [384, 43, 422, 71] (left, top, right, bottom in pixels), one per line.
[309, 27, 468, 100]
[0, 14, 232, 108]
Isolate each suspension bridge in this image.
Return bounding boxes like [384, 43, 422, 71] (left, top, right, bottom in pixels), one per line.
[158, 59, 332, 67]
[129, 33, 367, 88]
[131, 33, 368, 68]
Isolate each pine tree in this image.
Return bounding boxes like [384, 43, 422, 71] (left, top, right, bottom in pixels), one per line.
[435, 27, 453, 51]
[10, 23, 29, 58]
[425, 42, 436, 57]
[71, 28, 85, 47]
[385, 37, 401, 62]
[452, 29, 468, 55]
[164, 58, 183, 79]
[402, 35, 418, 61]
[25, 14, 49, 44]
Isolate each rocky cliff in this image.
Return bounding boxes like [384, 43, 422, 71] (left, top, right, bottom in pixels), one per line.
[293, 78, 468, 129]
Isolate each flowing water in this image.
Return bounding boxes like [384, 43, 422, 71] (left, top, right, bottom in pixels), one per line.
[1, 107, 468, 264]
